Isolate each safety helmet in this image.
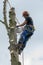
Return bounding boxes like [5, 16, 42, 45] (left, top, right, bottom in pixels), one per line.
[22, 11, 29, 16]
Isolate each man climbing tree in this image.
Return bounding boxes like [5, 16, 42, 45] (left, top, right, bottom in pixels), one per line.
[16, 11, 35, 54]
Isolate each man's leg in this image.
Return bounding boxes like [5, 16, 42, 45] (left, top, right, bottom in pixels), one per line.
[17, 30, 33, 54]
[19, 32, 33, 53]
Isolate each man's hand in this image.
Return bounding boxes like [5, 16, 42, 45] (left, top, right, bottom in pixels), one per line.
[16, 25, 19, 27]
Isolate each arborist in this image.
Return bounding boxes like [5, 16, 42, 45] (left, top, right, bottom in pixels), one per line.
[16, 11, 35, 54]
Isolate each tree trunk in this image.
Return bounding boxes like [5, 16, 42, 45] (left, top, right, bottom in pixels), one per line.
[8, 7, 21, 65]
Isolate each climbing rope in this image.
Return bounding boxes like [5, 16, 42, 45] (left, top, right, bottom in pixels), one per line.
[22, 51, 24, 65]
[16, 17, 20, 24]
[7, 0, 12, 8]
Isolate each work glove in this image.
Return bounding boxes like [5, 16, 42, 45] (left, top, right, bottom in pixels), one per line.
[16, 25, 19, 28]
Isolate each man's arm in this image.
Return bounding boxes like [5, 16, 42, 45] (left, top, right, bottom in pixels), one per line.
[17, 21, 27, 27]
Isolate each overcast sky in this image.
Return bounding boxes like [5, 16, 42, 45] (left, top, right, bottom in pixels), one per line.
[0, 0, 43, 65]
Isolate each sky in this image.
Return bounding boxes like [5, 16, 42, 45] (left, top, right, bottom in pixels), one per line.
[0, 0, 43, 65]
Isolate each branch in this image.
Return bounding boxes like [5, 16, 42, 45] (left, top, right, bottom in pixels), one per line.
[0, 20, 5, 24]
[0, 20, 9, 32]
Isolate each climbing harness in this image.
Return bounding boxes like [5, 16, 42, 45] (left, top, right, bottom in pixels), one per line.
[24, 25, 35, 33]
